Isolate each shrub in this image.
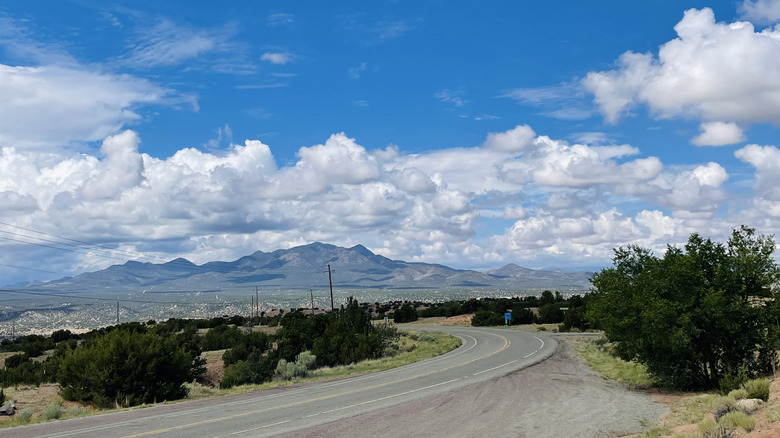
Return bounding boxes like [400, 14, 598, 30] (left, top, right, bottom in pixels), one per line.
[67, 405, 87, 417]
[42, 402, 62, 421]
[200, 324, 243, 351]
[275, 359, 292, 379]
[222, 331, 271, 367]
[713, 397, 737, 422]
[383, 345, 399, 357]
[767, 403, 780, 423]
[698, 417, 716, 435]
[537, 302, 564, 324]
[4, 352, 31, 369]
[719, 372, 747, 395]
[471, 310, 504, 326]
[58, 329, 196, 408]
[698, 418, 734, 438]
[393, 304, 418, 323]
[510, 306, 535, 325]
[727, 388, 748, 400]
[18, 408, 33, 422]
[718, 410, 755, 432]
[0, 388, 4, 406]
[742, 378, 770, 402]
[310, 298, 389, 367]
[297, 351, 316, 370]
[275, 351, 317, 380]
[416, 331, 436, 343]
[220, 360, 250, 389]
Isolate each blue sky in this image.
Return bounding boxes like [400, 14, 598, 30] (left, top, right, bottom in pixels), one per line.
[2, 0, 780, 285]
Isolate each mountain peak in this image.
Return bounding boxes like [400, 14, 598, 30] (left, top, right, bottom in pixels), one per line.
[349, 244, 375, 257]
[164, 257, 195, 266]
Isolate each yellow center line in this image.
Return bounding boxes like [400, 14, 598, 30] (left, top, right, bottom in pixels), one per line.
[121, 332, 510, 438]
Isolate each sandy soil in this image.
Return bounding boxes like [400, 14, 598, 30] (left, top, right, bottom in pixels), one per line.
[283, 336, 666, 438]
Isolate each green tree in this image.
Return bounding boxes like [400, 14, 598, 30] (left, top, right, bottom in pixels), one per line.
[393, 304, 418, 323]
[58, 329, 197, 408]
[587, 226, 779, 389]
[471, 309, 504, 326]
[537, 303, 564, 324]
[510, 305, 535, 325]
[539, 290, 556, 306]
[312, 297, 388, 367]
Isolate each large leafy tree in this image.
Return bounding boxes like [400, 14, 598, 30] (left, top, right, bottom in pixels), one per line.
[587, 226, 779, 389]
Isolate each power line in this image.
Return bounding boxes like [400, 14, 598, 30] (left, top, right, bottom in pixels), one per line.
[0, 263, 71, 277]
[0, 232, 130, 262]
[0, 223, 251, 277]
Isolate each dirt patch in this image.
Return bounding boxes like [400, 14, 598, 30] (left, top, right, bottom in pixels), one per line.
[0, 383, 92, 425]
[200, 349, 226, 388]
[406, 315, 474, 326]
[441, 314, 473, 325]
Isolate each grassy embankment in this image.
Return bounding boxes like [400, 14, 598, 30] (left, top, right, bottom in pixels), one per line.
[576, 336, 780, 437]
[0, 328, 460, 427]
[187, 329, 460, 398]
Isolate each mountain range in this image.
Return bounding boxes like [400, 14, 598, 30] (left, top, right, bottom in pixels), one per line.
[19, 242, 593, 294]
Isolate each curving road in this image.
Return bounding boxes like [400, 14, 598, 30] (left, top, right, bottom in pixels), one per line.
[5, 326, 557, 438]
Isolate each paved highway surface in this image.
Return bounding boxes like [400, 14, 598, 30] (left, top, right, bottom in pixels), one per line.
[5, 326, 557, 438]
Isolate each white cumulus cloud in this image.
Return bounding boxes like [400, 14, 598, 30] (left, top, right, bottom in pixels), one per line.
[739, 0, 780, 25]
[735, 143, 780, 215]
[0, 64, 168, 150]
[691, 122, 746, 146]
[584, 8, 780, 125]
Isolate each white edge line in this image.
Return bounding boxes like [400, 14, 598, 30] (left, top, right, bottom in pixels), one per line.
[522, 336, 546, 359]
[319, 378, 461, 415]
[472, 360, 518, 376]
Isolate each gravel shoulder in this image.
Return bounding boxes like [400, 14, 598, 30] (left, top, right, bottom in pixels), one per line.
[284, 335, 666, 438]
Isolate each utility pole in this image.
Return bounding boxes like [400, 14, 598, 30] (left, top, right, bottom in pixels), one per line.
[323, 264, 335, 311]
[310, 289, 314, 313]
[251, 294, 254, 319]
[255, 286, 259, 318]
[116, 301, 119, 325]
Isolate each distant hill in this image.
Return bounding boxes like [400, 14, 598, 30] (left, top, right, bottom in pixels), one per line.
[18, 243, 593, 294]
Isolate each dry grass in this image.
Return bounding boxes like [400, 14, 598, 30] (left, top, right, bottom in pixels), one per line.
[404, 315, 473, 326]
[576, 337, 653, 389]
[0, 384, 93, 428]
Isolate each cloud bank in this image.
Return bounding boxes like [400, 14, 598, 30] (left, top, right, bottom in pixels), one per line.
[3, 119, 766, 282]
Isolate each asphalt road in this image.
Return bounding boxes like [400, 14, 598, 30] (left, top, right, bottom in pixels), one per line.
[4, 326, 557, 438]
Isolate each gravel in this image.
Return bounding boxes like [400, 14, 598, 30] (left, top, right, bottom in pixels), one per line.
[282, 335, 667, 438]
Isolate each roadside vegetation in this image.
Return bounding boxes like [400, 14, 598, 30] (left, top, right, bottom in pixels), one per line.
[577, 335, 780, 437]
[587, 226, 779, 391]
[383, 290, 589, 332]
[578, 337, 653, 389]
[574, 226, 780, 437]
[0, 296, 460, 427]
